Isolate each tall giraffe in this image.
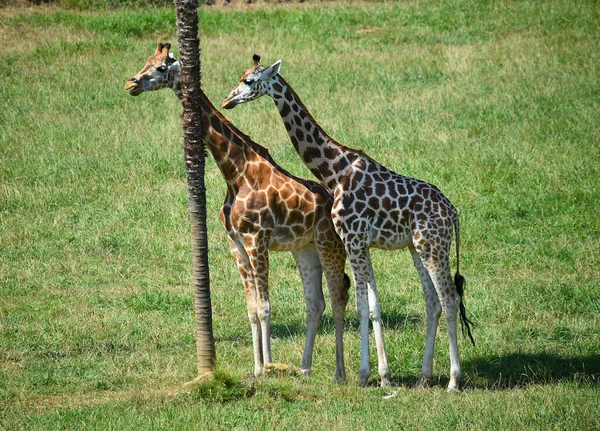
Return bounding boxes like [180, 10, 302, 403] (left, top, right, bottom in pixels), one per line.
[222, 55, 474, 391]
[125, 44, 349, 381]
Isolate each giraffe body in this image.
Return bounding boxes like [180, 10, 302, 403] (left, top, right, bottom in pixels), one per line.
[222, 56, 474, 390]
[126, 44, 349, 381]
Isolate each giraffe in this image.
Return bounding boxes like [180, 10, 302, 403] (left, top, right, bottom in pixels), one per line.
[125, 44, 350, 382]
[222, 55, 474, 391]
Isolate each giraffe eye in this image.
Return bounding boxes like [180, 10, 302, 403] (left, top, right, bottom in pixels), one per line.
[157, 65, 167, 73]
[243, 78, 254, 85]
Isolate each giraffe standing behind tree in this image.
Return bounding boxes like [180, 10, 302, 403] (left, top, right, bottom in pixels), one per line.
[222, 55, 474, 391]
[125, 44, 350, 382]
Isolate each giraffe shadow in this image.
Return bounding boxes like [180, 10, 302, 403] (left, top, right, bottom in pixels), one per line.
[379, 352, 600, 390]
[463, 352, 600, 390]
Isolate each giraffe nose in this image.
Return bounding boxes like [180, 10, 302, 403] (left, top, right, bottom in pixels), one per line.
[124, 78, 139, 92]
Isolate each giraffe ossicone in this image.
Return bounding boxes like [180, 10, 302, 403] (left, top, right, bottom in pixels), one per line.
[223, 55, 474, 391]
[126, 43, 350, 382]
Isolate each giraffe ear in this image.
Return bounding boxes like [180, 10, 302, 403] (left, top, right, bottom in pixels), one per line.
[264, 59, 282, 78]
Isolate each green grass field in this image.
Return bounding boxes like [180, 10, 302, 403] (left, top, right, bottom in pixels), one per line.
[1, 1, 599, 429]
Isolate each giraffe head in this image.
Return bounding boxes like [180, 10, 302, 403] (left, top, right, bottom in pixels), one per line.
[125, 42, 179, 96]
[221, 54, 281, 109]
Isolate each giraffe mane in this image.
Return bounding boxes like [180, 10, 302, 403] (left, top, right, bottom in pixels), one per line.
[207, 96, 327, 193]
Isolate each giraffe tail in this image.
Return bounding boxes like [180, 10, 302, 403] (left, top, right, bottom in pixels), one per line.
[454, 217, 475, 346]
[343, 273, 351, 292]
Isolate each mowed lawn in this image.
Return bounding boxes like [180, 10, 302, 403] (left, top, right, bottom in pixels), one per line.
[1, 1, 599, 429]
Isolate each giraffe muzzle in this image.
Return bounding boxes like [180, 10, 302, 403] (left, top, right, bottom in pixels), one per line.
[124, 79, 142, 96]
[221, 97, 236, 109]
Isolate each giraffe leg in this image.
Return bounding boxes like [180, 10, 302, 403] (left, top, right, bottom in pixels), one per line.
[243, 236, 273, 369]
[419, 251, 462, 392]
[292, 245, 325, 377]
[228, 238, 264, 376]
[316, 241, 349, 384]
[365, 252, 391, 387]
[348, 247, 390, 387]
[409, 245, 441, 389]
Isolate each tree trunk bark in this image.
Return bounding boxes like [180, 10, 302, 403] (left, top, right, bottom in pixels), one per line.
[174, 0, 216, 376]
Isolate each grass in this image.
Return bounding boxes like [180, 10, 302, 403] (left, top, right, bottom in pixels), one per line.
[1, 0, 599, 429]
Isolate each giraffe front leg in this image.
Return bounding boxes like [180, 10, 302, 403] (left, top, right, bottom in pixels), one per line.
[292, 245, 325, 377]
[245, 238, 273, 367]
[346, 248, 373, 387]
[363, 251, 391, 387]
[228, 238, 264, 376]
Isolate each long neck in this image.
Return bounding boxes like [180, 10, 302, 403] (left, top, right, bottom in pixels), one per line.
[268, 75, 359, 188]
[170, 67, 276, 188]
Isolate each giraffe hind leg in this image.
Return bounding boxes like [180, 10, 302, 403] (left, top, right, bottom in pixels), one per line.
[347, 246, 391, 387]
[409, 244, 441, 389]
[292, 245, 326, 377]
[242, 236, 273, 372]
[418, 249, 463, 392]
[228, 237, 264, 376]
[317, 241, 349, 383]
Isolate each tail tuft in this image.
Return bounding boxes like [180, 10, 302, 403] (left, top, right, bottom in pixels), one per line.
[455, 272, 475, 346]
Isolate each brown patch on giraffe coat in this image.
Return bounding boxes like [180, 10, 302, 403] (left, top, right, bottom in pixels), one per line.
[302, 146, 322, 164]
[323, 146, 340, 160]
[375, 182, 386, 197]
[354, 201, 366, 213]
[354, 187, 367, 201]
[317, 161, 333, 178]
[332, 157, 349, 173]
[284, 89, 294, 102]
[280, 103, 291, 118]
[210, 114, 223, 135]
[287, 209, 305, 225]
[352, 170, 364, 185]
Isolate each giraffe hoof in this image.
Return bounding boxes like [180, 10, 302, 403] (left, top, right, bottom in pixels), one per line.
[380, 377, 391, 388]
[413, 377, 430, 389]
[445, 386, 461, 393]
[334, 371, 347, 385]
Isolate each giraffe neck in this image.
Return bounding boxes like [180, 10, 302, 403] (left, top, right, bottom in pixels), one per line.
[267, 75, 359, 189]
[169, 65, 281, 189]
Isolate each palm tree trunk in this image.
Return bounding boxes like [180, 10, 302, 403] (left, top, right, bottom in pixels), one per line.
[174, 0, 216, 375]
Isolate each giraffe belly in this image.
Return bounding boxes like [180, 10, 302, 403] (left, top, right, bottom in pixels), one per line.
[369, 228, 413, 251]
[268, 227, 314, 252]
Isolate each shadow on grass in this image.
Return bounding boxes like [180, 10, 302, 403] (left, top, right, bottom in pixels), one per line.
[270, 312, 422, 339]
[465, 352, 600, 389]
[366, 353, 600, 390]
